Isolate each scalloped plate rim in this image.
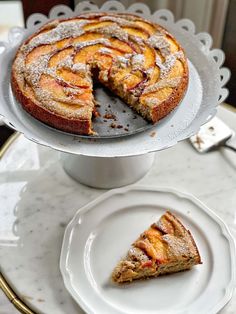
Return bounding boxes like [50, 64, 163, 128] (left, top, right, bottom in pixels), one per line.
[60, 185, 236, 314]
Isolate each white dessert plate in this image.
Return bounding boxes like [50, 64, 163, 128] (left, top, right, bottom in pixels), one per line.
[60, 186, 236, 314]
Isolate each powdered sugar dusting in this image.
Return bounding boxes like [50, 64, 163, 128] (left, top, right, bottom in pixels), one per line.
[63, 87, 85, 96]
[95, 24, 129, 42]
[25, 54, 51, 85]
[116, 56, 130, 68]
[75, 38, 110, 50]
[155, 54, 163, 68]
[143, 97, 160, 108]
[131, 54, 144, 70]
[128, 247, 149, 262]
[57, 55, 74, 69]
[156, 50, 185, 79]
[99, 47, 113, 54]
[72, 62, 88, 73]
[143, 77, 181, 95]
[163, 235, 191, 257]
[147, 33, 171, 56]
[34, 87, 52, 103]
[173, 50, 184, 60]
[129, 35, 144, 46]
[14, 54, 25, 75]
[100, 16, 138, 28]
[22, 20, 87, 54]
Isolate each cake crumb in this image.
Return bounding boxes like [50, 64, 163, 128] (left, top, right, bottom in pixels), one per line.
[104, 113, 117, 120]
[110, 123, 116, 128]
[150, 131, 156, 137]
[117, 125, 123, 129]
[124, 127, 129, 131]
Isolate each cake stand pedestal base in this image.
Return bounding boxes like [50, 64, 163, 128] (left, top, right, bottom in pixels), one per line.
[60, 152, 155, 189]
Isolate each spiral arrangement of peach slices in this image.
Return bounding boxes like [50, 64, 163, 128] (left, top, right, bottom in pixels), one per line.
[13, 12, 188, 135]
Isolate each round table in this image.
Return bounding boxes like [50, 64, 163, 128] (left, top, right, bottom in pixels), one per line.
[0, 104, 235, 314]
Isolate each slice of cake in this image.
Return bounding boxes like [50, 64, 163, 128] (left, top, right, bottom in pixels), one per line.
[112, 211, 201, 283]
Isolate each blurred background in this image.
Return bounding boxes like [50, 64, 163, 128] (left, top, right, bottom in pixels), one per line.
[0, 0, 235, 108]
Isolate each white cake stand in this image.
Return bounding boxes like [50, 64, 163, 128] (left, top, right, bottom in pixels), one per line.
[0, 1, 230, 188]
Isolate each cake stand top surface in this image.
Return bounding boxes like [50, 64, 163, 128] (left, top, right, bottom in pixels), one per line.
[0, 1, 230, 157]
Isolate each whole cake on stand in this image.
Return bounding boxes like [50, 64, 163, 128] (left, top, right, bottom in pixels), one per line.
[0, 1, 230, 188]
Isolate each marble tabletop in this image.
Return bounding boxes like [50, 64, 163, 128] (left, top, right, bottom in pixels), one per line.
[0, 105, 236, 314]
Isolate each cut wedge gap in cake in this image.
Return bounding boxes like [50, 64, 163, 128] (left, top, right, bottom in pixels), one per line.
[112, 211, 202, 283]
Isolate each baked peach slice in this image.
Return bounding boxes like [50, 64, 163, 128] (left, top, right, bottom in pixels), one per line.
[74, 44, 105, 63]
[109, 65, 146, 92]
[111, 67, 132, 82]
[143, 45, 156, 69]
[82, 21, 115, 31]
[166, 36, 179, 53]
[165, 60, 184, 79]
[123, 73, 145, 90]
[127, 39, 142, 54]
[122, 26, 149, 39]
[109, 38, 134, 54]
[93, 53, 114, 73]
[39, 74, 66, 99]
[39, 74, 88, 103]
[48, 47, 74, 68]
[149, 67, 160, 85]
[56, 69, 91, 88]
[135, 20, 156, 35]
[26, 45, 55, 65]
[72, 32, 103, 44]
[55, 38, 72, 50]
[74, 34, 136, 55]
[111, 45, 156, 91]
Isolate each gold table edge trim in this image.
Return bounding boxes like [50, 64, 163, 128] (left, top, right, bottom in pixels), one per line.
[0, 131, 20, 159]
[222, 102, 236, 113]
[0, 273, 36, 314]
[0, 132, 36, 314]
[0, 102, 235, 314]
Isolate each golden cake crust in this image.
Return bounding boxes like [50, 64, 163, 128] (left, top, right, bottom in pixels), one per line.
[11, 12, 189, 135]
[112, 211, 201, 283]
[11, 73, 92, 134]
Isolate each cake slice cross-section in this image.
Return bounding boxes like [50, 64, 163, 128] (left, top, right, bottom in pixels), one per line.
[112, 211, 202, 283]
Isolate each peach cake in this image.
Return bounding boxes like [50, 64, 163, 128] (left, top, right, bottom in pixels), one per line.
[112, 211, 201, 283]
[12, 12, 189, 135]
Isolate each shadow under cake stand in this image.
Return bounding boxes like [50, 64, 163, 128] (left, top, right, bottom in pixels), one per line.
[0, 2, 230, 188]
